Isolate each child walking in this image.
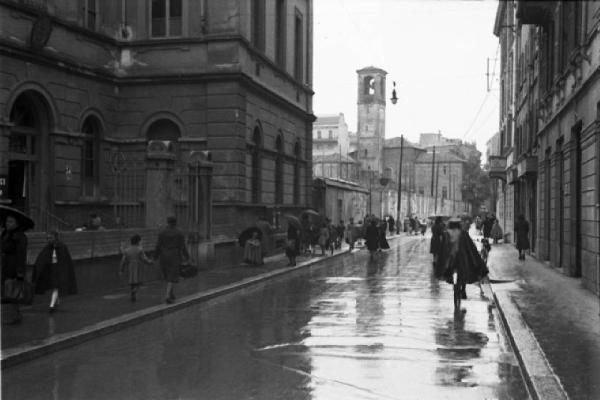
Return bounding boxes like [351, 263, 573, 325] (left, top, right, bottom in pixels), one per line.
[120, 234, 153, 302]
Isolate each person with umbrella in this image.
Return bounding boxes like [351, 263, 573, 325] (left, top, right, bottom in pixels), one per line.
[1, 207, 32, 325]
[34, 230, 78, 312]
[430, 216, 445, 268]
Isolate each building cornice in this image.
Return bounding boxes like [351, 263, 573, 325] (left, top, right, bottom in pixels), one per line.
[0, 1, 314, 97]
[0, 41, 315, 121]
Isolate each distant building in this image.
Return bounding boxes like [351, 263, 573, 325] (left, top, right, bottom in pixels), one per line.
[312, 113, 350, 156]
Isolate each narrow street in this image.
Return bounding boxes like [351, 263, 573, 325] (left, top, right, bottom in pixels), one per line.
[3, 236, 527, 400]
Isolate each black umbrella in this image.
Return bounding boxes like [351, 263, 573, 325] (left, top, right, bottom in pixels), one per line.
[238, 226, 263, 247]
[0, 205, 35, 231]
[284, 214, 301, 229]
[302, 209, 320, 217]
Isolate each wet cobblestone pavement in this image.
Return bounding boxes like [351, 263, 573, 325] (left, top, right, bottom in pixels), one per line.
[3, 236, 528, 400]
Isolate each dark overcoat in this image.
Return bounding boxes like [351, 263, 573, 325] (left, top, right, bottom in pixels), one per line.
[365, 225, 379, 252]
[155, 227, 189, 283]
[1, 228, 27, 281]
[35, 241, 78, 295]
[378, 222, 390, 249]
[515, 220, 530, 250]
[436, 230, 488, 285]
[429, 222, 445, 255]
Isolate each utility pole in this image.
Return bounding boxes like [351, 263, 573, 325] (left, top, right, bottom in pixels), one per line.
[431, 146, 436, 216]
[396, 135, 404, 234]
[434, 159, 440, 214]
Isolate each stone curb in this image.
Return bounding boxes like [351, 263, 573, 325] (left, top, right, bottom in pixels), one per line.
[1, 246, 359, 369]
[491, 288, 569, 400]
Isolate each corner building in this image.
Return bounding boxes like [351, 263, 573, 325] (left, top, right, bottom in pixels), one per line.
[0, 0, 314, 237]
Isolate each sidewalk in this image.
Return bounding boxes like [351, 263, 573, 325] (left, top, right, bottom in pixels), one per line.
[1, 241, 367, 368]
[486, 242, 600, 400]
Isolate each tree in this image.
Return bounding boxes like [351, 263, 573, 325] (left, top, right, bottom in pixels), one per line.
[449, 142, 491, 211]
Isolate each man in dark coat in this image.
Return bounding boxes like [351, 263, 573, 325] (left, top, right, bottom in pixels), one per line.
[378, 220, 390, 250]
[429, 217, 445, 267]
[365, 220, 380, 259]
[387, 216, 395, 234]
[436, 219, 488, 300]
[155, 216, 189, 304]
[1, 215, 28, 324]
[35, 231, 77, 312]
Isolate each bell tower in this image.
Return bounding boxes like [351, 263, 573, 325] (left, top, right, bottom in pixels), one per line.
[356, 66, 387, 174]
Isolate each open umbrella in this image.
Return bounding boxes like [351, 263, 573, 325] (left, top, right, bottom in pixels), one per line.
[284, 214, 301, 229]
[238, 226, 263, 247]
[302, 209, 320, 217]
[0, 205, 35, 231]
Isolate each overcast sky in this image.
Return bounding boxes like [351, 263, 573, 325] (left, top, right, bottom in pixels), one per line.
[313, 0, 500, 155]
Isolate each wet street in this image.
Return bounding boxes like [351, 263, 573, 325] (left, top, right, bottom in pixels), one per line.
[3, 236, 528, 400]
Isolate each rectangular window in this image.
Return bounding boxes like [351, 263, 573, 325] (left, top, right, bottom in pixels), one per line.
[294, 10, 303, 82]
[85, 0, 97, 31]
[442, 186, 447, 200]
[82, 140, 95, 197]
[252, 0, 265, 51]
[275, 0, 286, 68]
[151, 0, 182, 38]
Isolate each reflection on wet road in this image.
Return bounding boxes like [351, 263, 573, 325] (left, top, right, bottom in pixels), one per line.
[3, 237, 528, 400]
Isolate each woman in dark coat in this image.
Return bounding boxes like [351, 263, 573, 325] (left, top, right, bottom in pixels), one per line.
[155, 216, 189, 304]
[1, 215, 28, 324]
[378, 220, 390, 250]
[365, 220, 380, 258]
[514, 214, 530, 260]
[35, 230, 77, 312]
[435, 219, 488, 300]
[429, 217, 445, 267]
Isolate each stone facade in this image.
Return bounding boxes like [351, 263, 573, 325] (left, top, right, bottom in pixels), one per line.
[492, 1, 600, 296]
[0, 0, 315, 239]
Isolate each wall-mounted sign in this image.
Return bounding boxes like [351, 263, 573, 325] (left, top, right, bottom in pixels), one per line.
[30, 14, 52, 50]
[0, 175, 7, 199]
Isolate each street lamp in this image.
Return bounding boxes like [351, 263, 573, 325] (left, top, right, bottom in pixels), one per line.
[390, 81, 398, 105]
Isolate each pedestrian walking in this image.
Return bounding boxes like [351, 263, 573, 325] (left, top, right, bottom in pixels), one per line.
[429, 216, 445, 267]
[490, 220, 503, 244]
[1, 215, 28, 324]
[365, 220, 380, 259]
[285, 224, 299, 266]
[345, 218, 356, 250]
[336, 220, 345, 249]
[120, 234, 153, 302]
[388, 215, 395, 234]
[155, 216, 189, 304]
[436, 218, 488, 303]
[482, 213, 495, 239]
[515, 214, 530, 260]
[34, 230, 77, 313]
[318, 222, 330, 256]
[378, 220, 390, 250]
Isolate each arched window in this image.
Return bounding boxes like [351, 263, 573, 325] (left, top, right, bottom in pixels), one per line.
[275, 134, 284, 204]
[251, 126, 262, 203]
[146, 118, 181, 141]
[363, 76, 375, 95]
[81, 116, 103, 197]
[294, 140, 301, 204]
